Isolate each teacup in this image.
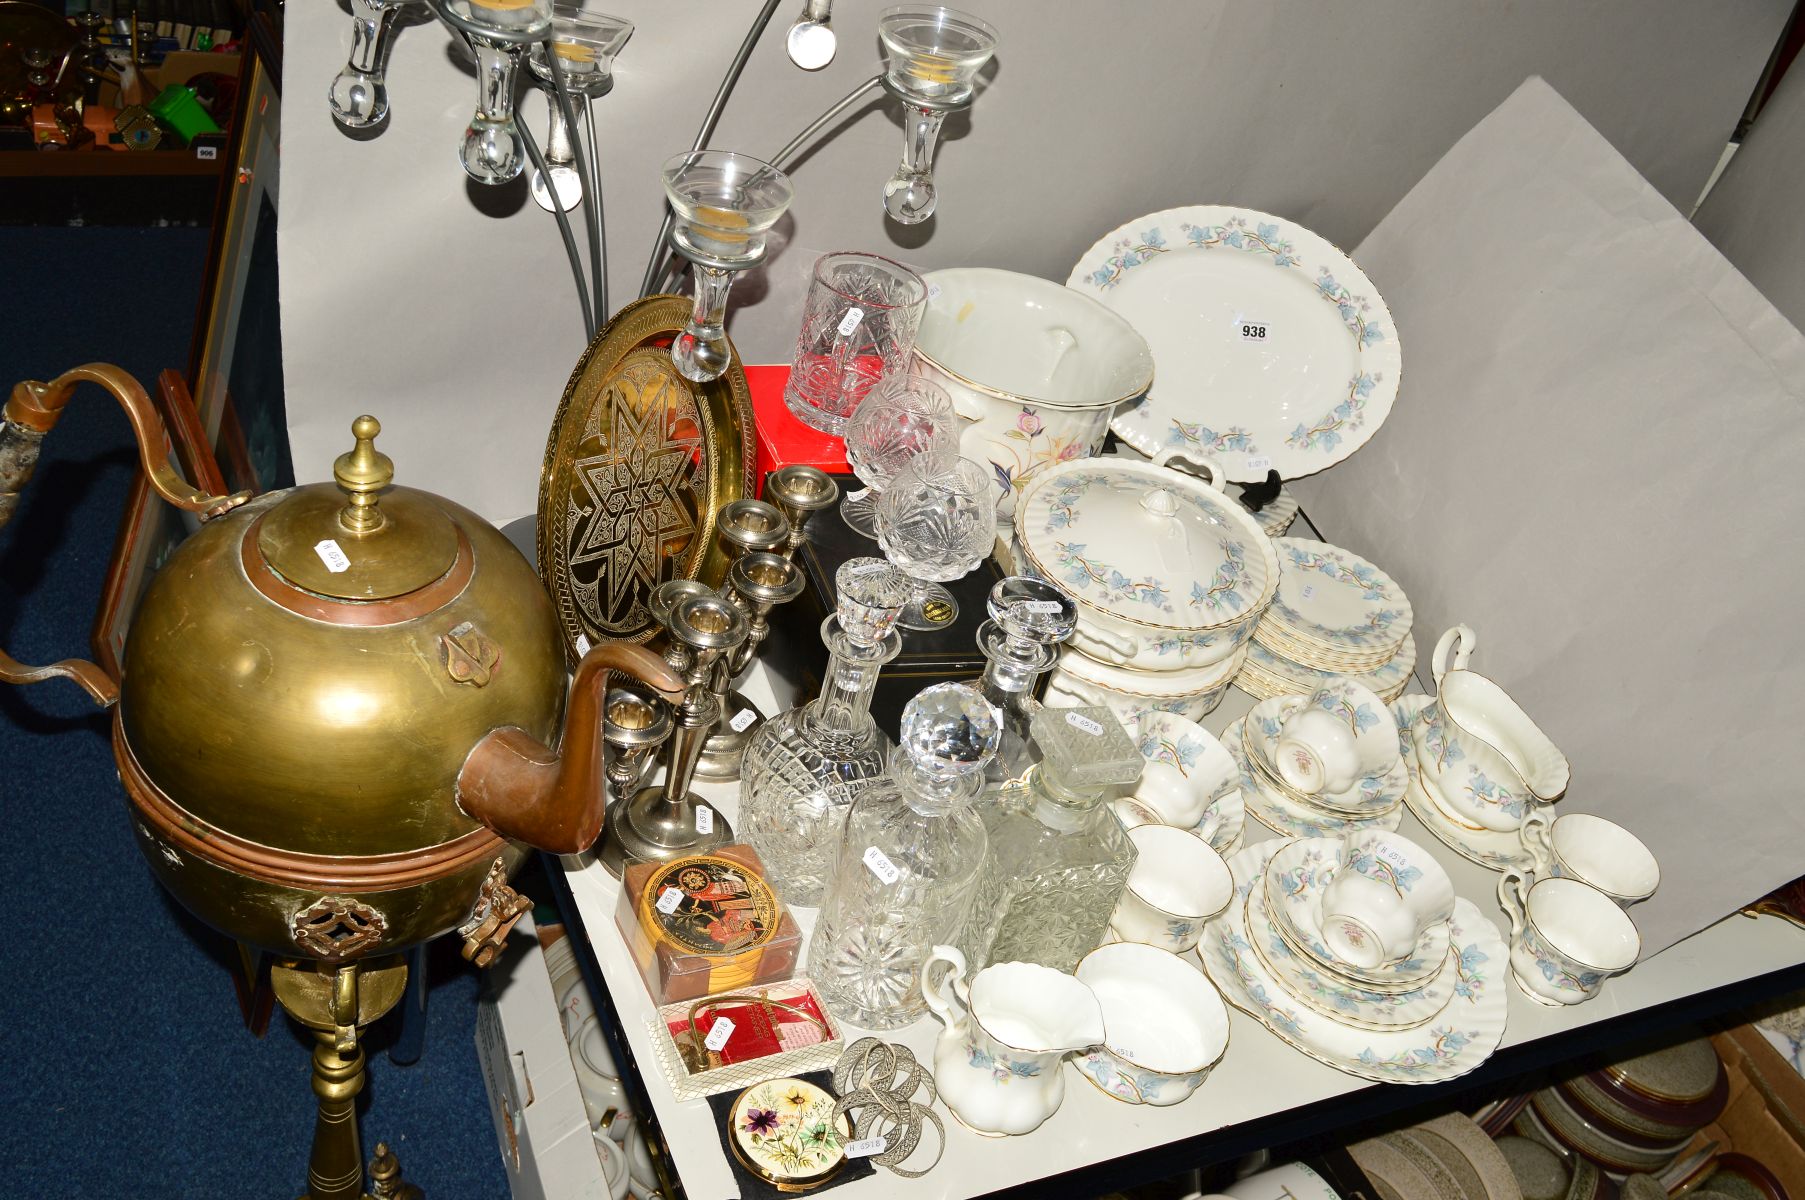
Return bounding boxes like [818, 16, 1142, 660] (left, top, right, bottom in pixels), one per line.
[1420, 625, 1570, 832]
[1319, 830, 1456, 969]
[1132, 711, 1238, 830]
[1519, 810, 1659, 906]
[1275, 680, 1397, 796]
[1110, 824, 1234, 953]
[1073, 941, 1230, 1106]
[1497, 871, 1640, 1006]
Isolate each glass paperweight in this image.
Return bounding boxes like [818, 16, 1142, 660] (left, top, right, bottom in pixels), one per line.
[975, 576, 1078, 790]
[740, 558, 909, 906]
[842, 374, 958, 540]
[875, 452, 997, 632]
[526, 4, 633, 212]
[449, 0, 553, 185]
[809, 682, 999, 1029]
[877, 5, 998, 224]
[328, 0, 416, 131]
[662, 150, 794, 383]
[958, 704, 1142, 973]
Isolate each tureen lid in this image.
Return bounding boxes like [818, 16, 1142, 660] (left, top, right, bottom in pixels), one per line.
[1014, 456, 1276, 631]
[256, 416, 460, 601]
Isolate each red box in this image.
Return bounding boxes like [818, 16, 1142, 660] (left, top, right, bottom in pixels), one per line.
[746, 364, 849, 494]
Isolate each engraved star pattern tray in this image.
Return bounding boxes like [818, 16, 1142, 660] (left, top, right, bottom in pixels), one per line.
[538, 295, 755, 656]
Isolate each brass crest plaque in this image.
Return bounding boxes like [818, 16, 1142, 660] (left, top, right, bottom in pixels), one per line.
[539, 296, 755, 655]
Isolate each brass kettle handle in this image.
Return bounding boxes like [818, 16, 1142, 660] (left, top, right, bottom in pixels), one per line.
[0, 364, 252, 707]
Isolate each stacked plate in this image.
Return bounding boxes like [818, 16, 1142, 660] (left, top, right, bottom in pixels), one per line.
[1349, 1114, 1523, 1200]
[1243, 538, 1415, 702]
[1513, 1039, 1728, 1181]
[1201, 837, 1508, 1084]
[1227, 695, 1409, 839]
[1249, 487, 1299, 538]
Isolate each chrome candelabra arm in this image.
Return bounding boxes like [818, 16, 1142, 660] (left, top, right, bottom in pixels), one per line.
[768, 74, 884, 172]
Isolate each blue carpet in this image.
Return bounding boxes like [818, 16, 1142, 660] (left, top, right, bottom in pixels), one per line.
[0, 227, 509, 1198]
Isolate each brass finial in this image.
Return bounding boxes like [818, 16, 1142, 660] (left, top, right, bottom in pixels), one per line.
[334, 414, 393, 534]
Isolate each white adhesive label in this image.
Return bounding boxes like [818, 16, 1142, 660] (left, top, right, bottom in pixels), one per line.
[837, 307, 865, 337]
[927, 283, 942, 303]
[846, 560, 890, 577]
[575, 633, 592, 656]
[703, 1016, 735, 1052]
[862, 846, 900, 885]
[1065, 711, 1105, 737]
[195, 145, 218, 161]
[1245, 456, 1273, 474]
[1238, 319, 1270, 342]
[844, 1136, 887, 1158]
[1300, 585, 1317, 601]
[1020, 599, 1063, 614]
[655, 887, 684, 914]
[695, 806, 714, 835]
[313, 539, 351, 574]
[729, 708, 758, 733]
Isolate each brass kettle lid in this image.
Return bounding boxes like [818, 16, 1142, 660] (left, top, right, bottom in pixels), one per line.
[257, 415, 460, 601]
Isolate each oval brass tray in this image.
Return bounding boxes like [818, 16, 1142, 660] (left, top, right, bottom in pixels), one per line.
[537, 295, 755, 656]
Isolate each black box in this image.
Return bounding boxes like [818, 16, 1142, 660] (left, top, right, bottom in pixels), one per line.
[763, 474, 1003, 741]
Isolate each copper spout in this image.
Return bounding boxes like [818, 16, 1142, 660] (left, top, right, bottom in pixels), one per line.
[455, 640, 685, 854]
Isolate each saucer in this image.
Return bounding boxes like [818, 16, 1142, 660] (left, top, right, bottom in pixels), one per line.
[1246, 864, 1459, 1031]
[1204, 841, 1508, 1085]
[1394, 696, 1533, 872]
[1227, 718, 1402, 840]
[1244, 696, 1407, 814]
[1264, 836, 1448, 992]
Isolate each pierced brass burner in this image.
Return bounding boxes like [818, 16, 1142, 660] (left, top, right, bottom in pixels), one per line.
[539, 295, 755, 655]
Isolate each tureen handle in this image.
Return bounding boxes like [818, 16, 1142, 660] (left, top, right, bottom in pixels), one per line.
[1430, 624, 1476, 688]
[0, 364, 253, 708]
[1148, 447, 1227, 492]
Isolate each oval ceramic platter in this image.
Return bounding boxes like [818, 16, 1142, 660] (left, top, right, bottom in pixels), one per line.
[1203, 840, 1508, 1084]
[1067, 206, 1401, 484]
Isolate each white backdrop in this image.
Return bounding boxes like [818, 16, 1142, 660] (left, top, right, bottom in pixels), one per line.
[1290, 78, 1805, 955]
[279, 0, 1792, 522]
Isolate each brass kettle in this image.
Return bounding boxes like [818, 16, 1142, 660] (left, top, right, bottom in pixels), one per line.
[0, 365, 684, 967]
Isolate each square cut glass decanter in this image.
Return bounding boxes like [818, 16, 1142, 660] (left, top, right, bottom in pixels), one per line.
[739, 558, 910, 906]
[958, 704, 1142, 973]
[809, 683, 999, 1030]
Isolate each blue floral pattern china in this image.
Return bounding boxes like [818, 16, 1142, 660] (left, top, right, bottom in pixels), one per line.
[1264, 836, 1448, 994]
[1201, 841, 1508, 1085]
[1238, 631, 1416, 704]
[1134, 711, 1246, 852]
[1073, 1050, 1208, 1106]
[1068, 206, 1402, 484]
[1257, 539, 1413, 667]
[1242, 697, 1408, 815]
[1395, 696, 1536, 873]
[1226, 717, 1402, 841]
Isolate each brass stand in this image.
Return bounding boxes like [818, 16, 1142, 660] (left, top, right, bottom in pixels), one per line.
[272, 957, 419, 1200]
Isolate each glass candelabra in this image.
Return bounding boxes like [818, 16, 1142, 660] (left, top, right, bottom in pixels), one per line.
[446, 0, 553, 185]
[526, 4, 633, 213]
[328, 0, 419, 131]
[662, 150, 794, 382]
[876, 6, 998, 224]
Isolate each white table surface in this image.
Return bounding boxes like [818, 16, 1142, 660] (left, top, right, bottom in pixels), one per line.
[557, 657, 1805, 1200]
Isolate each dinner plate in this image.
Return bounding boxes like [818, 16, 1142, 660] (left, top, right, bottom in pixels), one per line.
[1260, 539, 1412, 664]
[1265, 836, 1448, 993]
[1239, 632, 1416, 704]
[1204, 841, 1507, 1084]
[1244, 697, 1407, 814]
[1227, 717, 1402, 839]
[1247, 862, 1459, 1030]
[1395, 696, 1533, 872]
[1068, 205, 1402, 484]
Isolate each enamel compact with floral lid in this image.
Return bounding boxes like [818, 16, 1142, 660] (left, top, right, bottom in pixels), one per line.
[1014, 453, 1279, 673]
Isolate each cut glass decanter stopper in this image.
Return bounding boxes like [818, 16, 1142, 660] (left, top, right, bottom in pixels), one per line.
[959, 703, 1142, 972]
[876, 5, 997, 224]
[976, 575, 1078, 790]
[739, 558, 910, 906]
[809, 681, 1000, 1029]
[661, 150, 793, 382]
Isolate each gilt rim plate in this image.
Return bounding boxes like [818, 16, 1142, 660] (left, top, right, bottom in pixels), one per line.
[1202, 841, 1507, 1085]
[1067, 205, 1401, 484]
[537, 295, 755, 658]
